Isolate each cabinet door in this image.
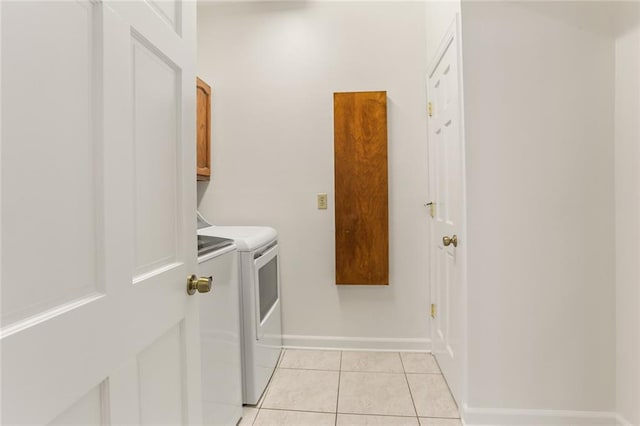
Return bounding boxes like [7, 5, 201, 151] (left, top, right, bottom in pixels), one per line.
[334, 91, 389, 285]
[196, 77, 211, 180]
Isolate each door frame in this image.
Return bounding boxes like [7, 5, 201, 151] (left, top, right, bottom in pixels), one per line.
[427, 13, 469, 410]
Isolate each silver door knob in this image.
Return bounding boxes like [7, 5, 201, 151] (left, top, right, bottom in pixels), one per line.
[443, 235, 458, 247]
[187, 274, 212, 295]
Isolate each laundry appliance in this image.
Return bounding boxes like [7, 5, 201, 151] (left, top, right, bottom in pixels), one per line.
[197, 235, 243, 425]
[197, 214, 282, 405]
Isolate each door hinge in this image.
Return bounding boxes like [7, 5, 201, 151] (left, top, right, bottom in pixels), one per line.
[431, 303, 436, 318]
[428, 102, 433, 117]
[425, 201, 435, 218]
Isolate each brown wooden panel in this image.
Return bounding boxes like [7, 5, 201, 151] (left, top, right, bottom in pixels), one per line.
[334, 91, 388, 285]
[196, 77, 211, 181]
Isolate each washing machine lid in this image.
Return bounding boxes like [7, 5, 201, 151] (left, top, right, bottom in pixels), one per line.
[198, 235, 234, 257]
[197, 226, 277, 252]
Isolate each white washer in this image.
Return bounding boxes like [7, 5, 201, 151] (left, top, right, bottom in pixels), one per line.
[197, 240, 243, 425]
[198, 225, 283, 405]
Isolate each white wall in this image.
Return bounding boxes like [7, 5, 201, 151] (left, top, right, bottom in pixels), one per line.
[461, 1, 616, 422]
[614, 4, 640, 425]
[197, 2, 430, 349]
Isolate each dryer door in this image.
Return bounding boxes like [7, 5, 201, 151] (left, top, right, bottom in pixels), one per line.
[253, 244, 281, 342]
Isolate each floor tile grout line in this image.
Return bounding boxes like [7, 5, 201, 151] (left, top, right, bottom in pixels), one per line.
[257, 406, 458, 420]
[431, 356, 462, 419]
[405, 372, 447, 376]
[252, 407, 460, 422]
[403, 353, 443, 375]
[250, 406, 258, 426]
[417, 415, 462, 420]
[278, 350, 342, 372]
[258, 407, 339, 415]
[400, 352, 421, 420]
[337, 411, 422, 418]
[335, 351, 343, 426]
[251, 348, 285, 425]
[278, 367, 342, 372]
[341, 351, 406, 374]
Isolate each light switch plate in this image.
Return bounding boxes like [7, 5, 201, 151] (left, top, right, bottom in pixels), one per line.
[317, 193, 328, 209]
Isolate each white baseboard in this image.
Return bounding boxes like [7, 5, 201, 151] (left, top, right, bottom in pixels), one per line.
[462, 404, 619, 426]
[281, 334, 431, 352]
[615, 413, 633, 426]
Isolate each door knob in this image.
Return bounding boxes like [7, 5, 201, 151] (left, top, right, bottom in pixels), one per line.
[187, 274, 213, 295]
[442, 235, 458, 247]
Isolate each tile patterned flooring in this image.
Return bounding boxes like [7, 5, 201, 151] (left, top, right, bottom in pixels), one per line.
[239, 349, 461, 426]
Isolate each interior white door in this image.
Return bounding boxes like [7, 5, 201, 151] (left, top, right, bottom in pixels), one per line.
[1, 1, 200, 424]
[428, 16, 466, 405]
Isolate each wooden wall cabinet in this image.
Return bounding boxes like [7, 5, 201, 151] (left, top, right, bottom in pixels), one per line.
[196, 77, 211, 181]
[334, 91, 389, 285]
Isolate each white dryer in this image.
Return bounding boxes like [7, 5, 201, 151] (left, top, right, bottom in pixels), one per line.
[198, 224, 282, 405]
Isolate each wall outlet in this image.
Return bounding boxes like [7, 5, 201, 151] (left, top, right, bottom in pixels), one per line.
[317, 193, 328, 209]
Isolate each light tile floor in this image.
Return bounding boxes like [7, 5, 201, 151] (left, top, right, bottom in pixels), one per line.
[239, 349, 461, 426]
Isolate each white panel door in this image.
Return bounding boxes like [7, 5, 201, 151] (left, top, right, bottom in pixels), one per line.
[428, 16, 466, 405]
[1, 1, 200, 424]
